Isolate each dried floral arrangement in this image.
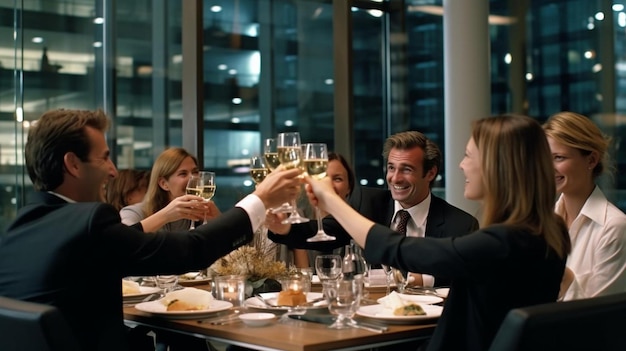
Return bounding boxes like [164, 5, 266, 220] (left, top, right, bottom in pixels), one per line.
[208, 240, 294, 283]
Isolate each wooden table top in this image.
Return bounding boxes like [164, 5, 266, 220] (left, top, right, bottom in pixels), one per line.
[123, 284, 438, 351]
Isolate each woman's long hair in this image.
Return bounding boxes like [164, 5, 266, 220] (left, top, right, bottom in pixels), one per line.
[143, 147, 198, 216]
[473, 114, 570, 258]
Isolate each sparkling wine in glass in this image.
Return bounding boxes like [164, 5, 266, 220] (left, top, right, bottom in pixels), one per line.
[198, 171, 216, 225]
[185, 174, 203, 230]
[264, 138, 291, 213]
[302, 143, 335, 241]
[250, 155, 269, 186]
[276, 132, 309, 224]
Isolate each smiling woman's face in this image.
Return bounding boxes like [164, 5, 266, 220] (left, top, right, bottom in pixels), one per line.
[327, 159, 351, 199]
[159, 156, 198, 200]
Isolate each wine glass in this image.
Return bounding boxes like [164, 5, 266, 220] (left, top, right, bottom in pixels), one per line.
[326, 277, 362, 329]
[276, 132, 309, 224]
[264, 138, 291, 213]
[249, 155, 269, 187]
[303, 143, 335, 241]
[185, 174, 203, 230]
[198, 171, 216, 225]
[315, 255, 342, 296]
[381, 265, 394, 296]
[392, 267, 407, 293]
[155, 275, 179, 294]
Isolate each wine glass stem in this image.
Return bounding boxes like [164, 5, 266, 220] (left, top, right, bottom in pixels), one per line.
[316, 207, 324, 233]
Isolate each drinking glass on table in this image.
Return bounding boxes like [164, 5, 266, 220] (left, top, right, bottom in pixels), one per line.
[381, 265, 394, 295]
[156, 275, 179, 294]
[185, 174, 203, 230]
[326, 276, 362, 329]
[197, 171, 216, 225]
[276, 132, 309, 224]
[302, 143, 335, 241]
[315, 255, 342, 296]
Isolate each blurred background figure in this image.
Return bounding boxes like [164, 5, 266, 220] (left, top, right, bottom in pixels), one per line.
[105, 169, 150, 211]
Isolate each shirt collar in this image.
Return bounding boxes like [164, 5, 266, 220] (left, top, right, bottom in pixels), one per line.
[47, 191, 76, 203]
[555, 185, 607, 226]
[394, 192, 431, 226]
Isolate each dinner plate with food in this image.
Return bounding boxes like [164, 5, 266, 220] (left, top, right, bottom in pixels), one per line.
[357, 292, 443, 324]
[122, 280, 161, 299]
[178, 271, 211, 286]
[134, 287, 232, 319]
[244, 291, 326, 311]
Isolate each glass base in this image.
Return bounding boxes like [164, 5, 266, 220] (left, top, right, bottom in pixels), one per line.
[281, 214, 310, 224]
[307, 232, 336, 242]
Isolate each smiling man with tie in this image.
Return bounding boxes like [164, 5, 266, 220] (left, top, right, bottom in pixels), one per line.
[268, 131, 479, 288]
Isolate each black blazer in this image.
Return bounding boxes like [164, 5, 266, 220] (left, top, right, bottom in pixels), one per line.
[0, 192, 253, 351]
[365, 224, 567, 351]
[268, 186, 479, 285]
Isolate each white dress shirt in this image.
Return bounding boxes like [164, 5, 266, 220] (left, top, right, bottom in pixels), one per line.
[392, 193, 435, 287]
[557, 186, 626, 300]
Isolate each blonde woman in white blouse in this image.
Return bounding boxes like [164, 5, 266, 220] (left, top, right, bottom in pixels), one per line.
[544, 111, 626, 300]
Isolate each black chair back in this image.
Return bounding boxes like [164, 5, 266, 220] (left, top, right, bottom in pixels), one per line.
[489, 292, 626, 351]
[0, 296, 81, 351]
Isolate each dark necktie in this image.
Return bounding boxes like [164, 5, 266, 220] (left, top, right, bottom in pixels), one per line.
[396, 210, 411, 236]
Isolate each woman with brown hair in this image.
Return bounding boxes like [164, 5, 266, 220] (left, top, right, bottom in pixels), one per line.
[105, 169, 150, 211]
[304, 114, 570, 351]
[120, 147, 218, 232]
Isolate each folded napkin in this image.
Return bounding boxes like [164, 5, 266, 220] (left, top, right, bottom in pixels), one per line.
[377, 291, 407, 311]
[122, 280, 141, 295]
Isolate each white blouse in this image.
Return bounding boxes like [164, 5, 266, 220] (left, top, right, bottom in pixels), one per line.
[556, 186, 626, 300]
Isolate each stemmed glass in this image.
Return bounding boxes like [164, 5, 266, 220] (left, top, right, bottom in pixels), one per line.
[392, 267, 407, 293]
[381, 265, 394, 296]
[303, 143, 335, 241]
[264, 138, 292, 213]
[276, 132, 309, 224]
[315, 255, 342, 296]
[249, 155, 269, 187]
[155, 275, 179, 294]
[325, 277, 362, 329]
[198, 171, 216, 225]
[185, 174, 203, 230]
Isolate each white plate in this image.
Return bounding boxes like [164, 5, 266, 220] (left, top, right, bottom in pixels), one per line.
[436, 288, 449, 298]
[377, 293, 443, 305]
[239, 313, 275, 327]
[244, 292, 326, 311]
[134, 299, 233, 319]
[123, 286, 161, 299]
[356, 304, 443, 324]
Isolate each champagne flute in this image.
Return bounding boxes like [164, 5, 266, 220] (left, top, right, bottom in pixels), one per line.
[264, 138, 291, 213]
[276, 132, 309, 224]
[198, 171, 216, 225]
[249, 155, 269, 187]
[185, 174, 203, 230]
[302, 143, 335, 241]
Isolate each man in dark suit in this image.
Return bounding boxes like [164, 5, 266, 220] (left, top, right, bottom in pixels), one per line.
[0, 109, 301, 351]
[268, 131, 478, 287]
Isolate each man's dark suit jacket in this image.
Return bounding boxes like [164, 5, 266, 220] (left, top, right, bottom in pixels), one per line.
[365, 223, 567, 351]
[268, 186, 479, 286]
[0, 192, 253, 351]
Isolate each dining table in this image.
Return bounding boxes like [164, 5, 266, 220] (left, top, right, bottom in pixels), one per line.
[123, 282, 439, 351]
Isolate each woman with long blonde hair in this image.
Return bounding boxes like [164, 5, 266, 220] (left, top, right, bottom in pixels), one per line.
[544, 111, 626, 300]
[304, 114, 570, 351]
[120, 147, 217, 232]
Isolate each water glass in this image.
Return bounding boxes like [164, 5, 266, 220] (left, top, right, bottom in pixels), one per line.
[214, 275, 246, 306]
[155, 275, 179, 293]
[326, 277, 362, 329]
